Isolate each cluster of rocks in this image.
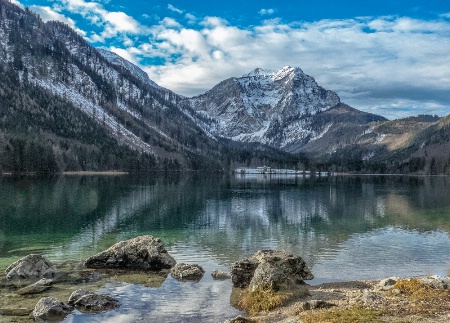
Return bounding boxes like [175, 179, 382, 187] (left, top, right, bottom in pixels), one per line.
[3, 235, 321, 321]
[2, 235, 235, 320]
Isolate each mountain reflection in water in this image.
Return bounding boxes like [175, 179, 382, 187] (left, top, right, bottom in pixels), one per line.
[1, 174, 450, 322]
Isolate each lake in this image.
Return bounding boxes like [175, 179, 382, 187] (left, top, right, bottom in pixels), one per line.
[1, 174, 450, 322]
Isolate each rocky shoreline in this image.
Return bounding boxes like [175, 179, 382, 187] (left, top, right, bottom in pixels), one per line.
[1, 235, 449, 322]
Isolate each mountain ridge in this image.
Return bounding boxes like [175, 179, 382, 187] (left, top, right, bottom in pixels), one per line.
[1, 0, 449, 174]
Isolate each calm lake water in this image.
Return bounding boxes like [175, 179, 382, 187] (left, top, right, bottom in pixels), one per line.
[1, 174, 450, 322]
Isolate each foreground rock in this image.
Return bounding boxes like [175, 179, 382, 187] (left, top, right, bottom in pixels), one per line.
[5, 254, 57, 281]
[31, 297, 72, 322]
[84, 235, 176, 270]
[16, 278, 53, 295]
[67, 289, 119, 312]
[170, 263, 205, 282]
[231, 250, 314, 291]
[230, 250, 313, 314]
[211, 269, 231, 280]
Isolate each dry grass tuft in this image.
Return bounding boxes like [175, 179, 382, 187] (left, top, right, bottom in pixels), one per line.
[393, 278, 447, 300]
[239, 287, 292, 315]
[300, 306, 383, 323]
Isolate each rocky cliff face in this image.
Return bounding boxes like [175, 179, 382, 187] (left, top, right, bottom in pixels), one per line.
[188, 66, 342, 148]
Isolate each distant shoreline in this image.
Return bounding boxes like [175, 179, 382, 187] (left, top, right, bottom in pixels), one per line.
[62, 171, 129, 176]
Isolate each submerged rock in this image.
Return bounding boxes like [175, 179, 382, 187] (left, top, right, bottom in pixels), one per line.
[31, 297, 72, 322]
[230, 250, 313, 291]
[0, 308, 31, 316]
[170, 263, 205, 282]
[84, 235, 176, 270]
[16, 278, 53, 295]
[211, 269, 231, 280]
[74, 294, 119, 312]
[5, 254, 57, 281]
[68, 289, 119, 312]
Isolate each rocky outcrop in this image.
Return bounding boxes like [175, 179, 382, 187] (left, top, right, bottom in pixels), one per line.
[5, 254, 57, 281]
[68, 289, 119, 312]
[231, 250, 313, 291]
[170, 263, 205, 282]
[31, 297, 72, 322]
[84, 235, 176, 270]
[16, 278, 53, 295]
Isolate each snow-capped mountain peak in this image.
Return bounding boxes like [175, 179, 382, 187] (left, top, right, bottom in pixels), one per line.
[188, 66, 341, 148]
[273, 66, 304, 81]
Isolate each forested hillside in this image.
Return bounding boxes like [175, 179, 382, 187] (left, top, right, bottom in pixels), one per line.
[0, 0, 295, 174]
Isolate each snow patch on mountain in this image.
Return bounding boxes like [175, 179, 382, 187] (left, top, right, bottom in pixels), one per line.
[97, 49, 161, 90]
[188, 66, 341, 148]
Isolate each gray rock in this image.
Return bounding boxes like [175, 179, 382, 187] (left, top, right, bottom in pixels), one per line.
[16, 278, 53, 295]
[67, 289, 119, 312]
[31, 297, 72, 322]
[5, 254, 57, 281]
[230, 258, 259, 288]
[67, 289, 92, 305]
[418, 276, 450, 289]
[84, 235, 176, 270]
[231, 250, 313, 291]
[377, 277, 399, 291]
[171, 263, 205, 282]
[73, 294, 119, 312]
[211, 269, 231, 280]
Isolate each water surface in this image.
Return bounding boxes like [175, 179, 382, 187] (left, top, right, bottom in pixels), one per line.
[1, 174, 450, 322]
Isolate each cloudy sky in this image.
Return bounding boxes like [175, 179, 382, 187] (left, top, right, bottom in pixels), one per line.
[12, 0, 450, 119]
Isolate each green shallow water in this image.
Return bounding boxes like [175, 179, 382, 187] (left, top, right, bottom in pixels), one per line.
[1, 174, 450, 322]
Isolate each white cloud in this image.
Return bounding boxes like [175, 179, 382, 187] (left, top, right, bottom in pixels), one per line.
[23, 0, 450, 118]
[160, 17, 181, 28]
[10, 0, 24, 9]
[108, 46, 141, 64]
[29, 5, 86, 36]
[54, 0, 145, 44]
[259, 9, 275, 16]
[134, 15, 450, 119]
[167, 4, 183, 14]
[185, 13, 197, 24]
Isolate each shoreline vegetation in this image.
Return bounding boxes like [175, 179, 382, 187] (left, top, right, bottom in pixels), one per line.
[242, 277, 450, 323]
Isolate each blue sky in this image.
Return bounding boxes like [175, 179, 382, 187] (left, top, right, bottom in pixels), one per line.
[11, 0, 450, 119]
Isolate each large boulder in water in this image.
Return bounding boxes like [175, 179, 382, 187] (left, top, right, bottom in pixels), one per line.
[5, 254, 57, 281]
[84, 235, 176, 270]
[231, 250, 313, 292]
